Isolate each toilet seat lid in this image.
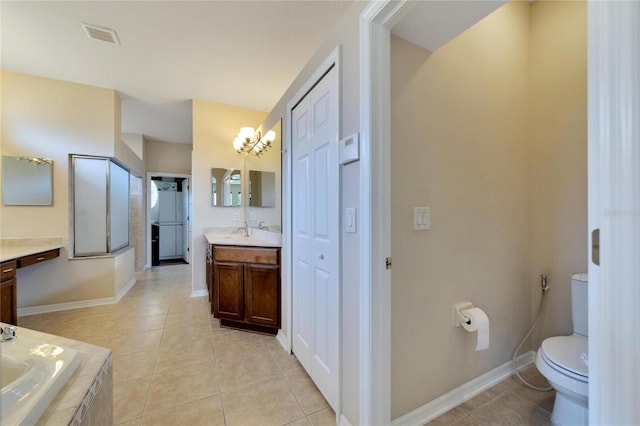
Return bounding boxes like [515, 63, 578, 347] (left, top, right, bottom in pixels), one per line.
[541, 335, 588, 379]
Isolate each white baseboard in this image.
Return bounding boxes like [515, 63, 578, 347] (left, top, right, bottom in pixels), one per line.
[339, 413, 354, 426]
[115, 278, 136, 303]
[276, 329, 290, 353]
[191, 289, 208, 298]
[18, 278, 137, 317]
[391, 351, 536, 426]
[19, 297, 116, 316]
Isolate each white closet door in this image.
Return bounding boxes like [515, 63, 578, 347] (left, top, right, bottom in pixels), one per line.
[292, 65, 339, 410]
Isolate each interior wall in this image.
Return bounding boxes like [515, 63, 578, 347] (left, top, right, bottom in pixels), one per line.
[144, 138, 192, 174]
[0, 70, 132, 307]
[191, 100, 267, 294]
[528, 0, 587, 345]
[390, 2, 531, 418]
[258, 2, 366, 422]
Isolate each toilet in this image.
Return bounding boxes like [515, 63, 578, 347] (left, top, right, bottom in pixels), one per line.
[535, 273, 589, 425]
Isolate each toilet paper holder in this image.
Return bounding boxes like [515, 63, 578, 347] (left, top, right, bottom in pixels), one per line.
[452, 302, 474, 327]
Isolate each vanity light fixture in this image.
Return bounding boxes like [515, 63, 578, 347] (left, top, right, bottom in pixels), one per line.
[232, 127, 276, 157]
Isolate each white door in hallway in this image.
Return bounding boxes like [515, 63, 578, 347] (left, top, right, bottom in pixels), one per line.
[292, 65, 339, 411]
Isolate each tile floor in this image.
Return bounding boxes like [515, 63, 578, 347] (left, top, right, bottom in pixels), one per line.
[20, 264, 555, 426]
[19, 264, 335, 426]
[427, 366, 555, 425]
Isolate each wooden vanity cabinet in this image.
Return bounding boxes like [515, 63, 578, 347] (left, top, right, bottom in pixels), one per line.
[1, 260, 18, 325]
[212, 245, 280, 334]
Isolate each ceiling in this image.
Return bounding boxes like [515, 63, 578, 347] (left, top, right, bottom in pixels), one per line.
[1, 1, 354, 144]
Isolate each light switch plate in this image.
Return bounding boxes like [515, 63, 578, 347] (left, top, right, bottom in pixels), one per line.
[413, 207, 430, 230]
[345, 207, 357, 233]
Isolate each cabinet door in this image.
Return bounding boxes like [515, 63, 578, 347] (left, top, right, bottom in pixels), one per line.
[214, 262, 244, 321]
[245, 264, 280, 327]
[0, 278, 17, 325]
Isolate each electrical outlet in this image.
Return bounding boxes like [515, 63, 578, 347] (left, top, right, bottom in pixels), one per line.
[249, 211, 257, 221]
[233, 212, 241, 221]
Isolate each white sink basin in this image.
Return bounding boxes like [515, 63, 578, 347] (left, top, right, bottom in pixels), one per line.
[1, 332, 80, 425]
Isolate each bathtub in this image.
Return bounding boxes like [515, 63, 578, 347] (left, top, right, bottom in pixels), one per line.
[1, 329, 80, 425]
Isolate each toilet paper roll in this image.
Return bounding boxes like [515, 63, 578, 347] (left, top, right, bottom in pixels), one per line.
[461, 307, 490, 351]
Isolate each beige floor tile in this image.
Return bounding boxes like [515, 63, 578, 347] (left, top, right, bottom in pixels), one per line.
[160, 322, 211, 347]
[307, 407, 336, 426]
[115, 421, 140, 426]
[140, 395, 225, 426]
[110, 330, 163, 356]
[217, 348, 280, 391]
[287, 368, 329, 414]
[213, 329, 268, 358]
[112, 350, 157, 384]
[285, 417, 312, 426]
[467, 390, 552, 425]
[222, 377, 305, 426]
[153, 338, 214, 373]
[143, 359, 219, 416]
[113, 378, 151, 424]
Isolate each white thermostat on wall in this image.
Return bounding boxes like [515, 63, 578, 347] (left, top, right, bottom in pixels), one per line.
[339, 132, 359, 165]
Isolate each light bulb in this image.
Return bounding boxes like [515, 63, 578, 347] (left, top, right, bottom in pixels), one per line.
[240, 127, 255, 139]
[265, 130, 276, 142]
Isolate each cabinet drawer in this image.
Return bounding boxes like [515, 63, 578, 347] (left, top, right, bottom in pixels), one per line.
[18, 249, 60, 268]
[1, 260, 17, 281]
[214, 246, 278, 265]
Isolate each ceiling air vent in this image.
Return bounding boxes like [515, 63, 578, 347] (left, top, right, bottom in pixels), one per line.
[80, 22, 120, 45]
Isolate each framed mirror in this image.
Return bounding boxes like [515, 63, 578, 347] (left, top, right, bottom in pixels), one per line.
[249, 170, 276, 207]
[2, 156, 53, 206]
[211, 168, 241, 207]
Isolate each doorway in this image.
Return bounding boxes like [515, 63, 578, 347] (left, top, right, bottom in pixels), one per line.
[147, 173, 191, 268]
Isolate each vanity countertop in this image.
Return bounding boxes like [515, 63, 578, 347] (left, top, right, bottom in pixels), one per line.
[0, 238, 64, 263]
[205, 228, 281, 248]
[5, 325, 112, 426]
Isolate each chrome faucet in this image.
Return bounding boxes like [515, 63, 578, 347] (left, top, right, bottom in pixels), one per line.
[258, 221, 269, 230]
[237, 221, 249, 237]
[0, 325, 16, 342]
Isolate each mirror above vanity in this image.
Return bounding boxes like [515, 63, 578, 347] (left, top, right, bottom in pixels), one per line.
[2, 156, 53, 206]
[249, 170, 276, 207]
[211, 168, 241, 207]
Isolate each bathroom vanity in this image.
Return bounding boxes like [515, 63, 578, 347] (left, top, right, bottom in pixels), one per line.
[206, 229, 281, 334]
[0, 238, 63, 324]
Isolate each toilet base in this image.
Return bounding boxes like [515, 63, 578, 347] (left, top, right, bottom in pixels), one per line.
[551, 391, 588, 425]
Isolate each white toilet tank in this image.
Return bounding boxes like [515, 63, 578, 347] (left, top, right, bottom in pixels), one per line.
[571, 273, 588, 336]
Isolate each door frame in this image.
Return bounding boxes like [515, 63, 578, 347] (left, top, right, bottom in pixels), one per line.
[362, 0, 639, 424]
[281, 45, 341, 415]
[359, 2, 418, 424]
[146, 171, 192, 269]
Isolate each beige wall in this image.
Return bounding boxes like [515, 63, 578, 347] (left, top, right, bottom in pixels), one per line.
[390, 2, 531, 418]
[0, 70, 134, 307]
[122, 133, 145, 160]
[144, 138, 192, 174]
[389, 0, 587, 419]
[528, 0, 587, 344]
[191, 100, 267, 295]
